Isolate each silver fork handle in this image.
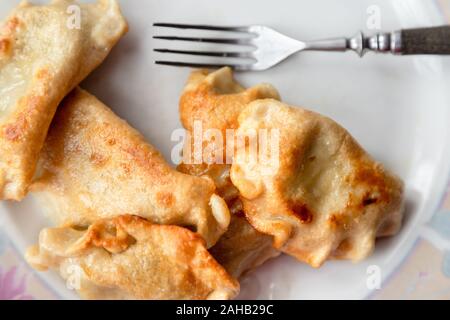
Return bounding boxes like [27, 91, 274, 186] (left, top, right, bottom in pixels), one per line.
[303, 26, 450, 57]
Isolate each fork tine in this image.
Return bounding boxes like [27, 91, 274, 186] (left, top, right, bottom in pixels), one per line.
[153, 23, 249, 33]
[154, 48, 253, 58]
[153, 36, 249, 45]
[155, 61, 251, 71]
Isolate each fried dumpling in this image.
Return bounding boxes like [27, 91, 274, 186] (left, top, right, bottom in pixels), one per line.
[26, 215, 239, 300]
[0, 0, 128, 200]
[231, 99, 405, 267]
[210, 211, 280, 278]
[178, 68, 280, 277]
[31, 88, 230, 247]
[179, 67, 280, 206]
[180, 67, 280, 141]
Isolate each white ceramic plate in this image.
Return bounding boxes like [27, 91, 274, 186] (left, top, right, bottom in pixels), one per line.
[1, 0, 449, 300]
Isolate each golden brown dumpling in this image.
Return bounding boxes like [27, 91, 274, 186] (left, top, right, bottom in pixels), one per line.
[179, 67, 280, 205]
[31, 88, 230, 248]
[210, 211, 280, 278]
[231, 99, 405, 268]
[0, 0, 128, 200]
[26, 215, 239, 300]
[178, 68, 280, 277]
[180, 67, 280, 137]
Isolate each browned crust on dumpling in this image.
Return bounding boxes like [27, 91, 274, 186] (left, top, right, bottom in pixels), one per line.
[0, 0, 128, 200]
[231, 99, 404, 267]
[31, 88, 229, 248]
[180, 68, 279, 133]
[178, 68, 281, 276]
[26, 215, 239, 300]
[210, 212, 280, 278]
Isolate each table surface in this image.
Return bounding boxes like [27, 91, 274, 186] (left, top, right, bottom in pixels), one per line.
[0, 0, 449, 300]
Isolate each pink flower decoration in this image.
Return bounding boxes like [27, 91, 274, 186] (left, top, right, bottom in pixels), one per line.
[0, 266, 33, 300]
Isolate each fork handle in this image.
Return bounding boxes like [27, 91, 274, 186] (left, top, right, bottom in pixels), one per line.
[304, 26, 450, 57]
[397, 26, 450, 55]
[364, 26, 450, 56]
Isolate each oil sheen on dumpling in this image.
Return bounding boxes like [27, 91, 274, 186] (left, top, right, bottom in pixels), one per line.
[0, 0, 127, 200]
[178, 68, 280, 277]
[231, 99, 405, 268]
[26, 215, 239, 300]
[31, 88, 230, 248]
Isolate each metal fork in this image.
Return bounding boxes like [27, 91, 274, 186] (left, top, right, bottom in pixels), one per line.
[153, 23, 450, 71]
